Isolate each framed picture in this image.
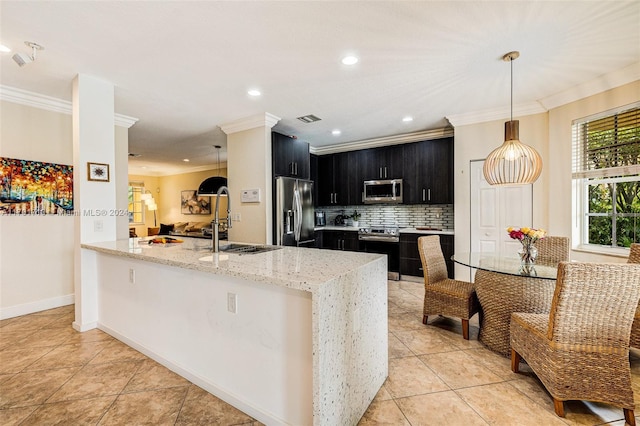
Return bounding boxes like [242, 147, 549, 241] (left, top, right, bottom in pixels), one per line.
[87, 162, 109, 182]
[181, 190, 211, 215]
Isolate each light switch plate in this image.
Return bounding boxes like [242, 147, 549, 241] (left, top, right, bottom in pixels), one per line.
[241, 189, 261, 203]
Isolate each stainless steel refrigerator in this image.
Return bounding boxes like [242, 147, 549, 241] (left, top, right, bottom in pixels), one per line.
[275, 176, 315, 247]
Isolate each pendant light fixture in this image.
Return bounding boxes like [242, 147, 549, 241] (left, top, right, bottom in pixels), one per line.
[483, 51, 542, 186]
[197, 145, 228, 196]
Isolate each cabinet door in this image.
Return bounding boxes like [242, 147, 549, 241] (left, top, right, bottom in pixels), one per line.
[317, 155, 335, 206]
[440, 235, 455, 278]
[343, 232, 360, 251]
[292, 138, 310, 179]
[272, 132, 294, 177]
[310, 154, 319, 207]
[402, 142, 420, 204]
[272, 132, 310, 178]
[381, 145, 404, 180]
[428, 138, 453, 204]
[332, 153, 350, 205]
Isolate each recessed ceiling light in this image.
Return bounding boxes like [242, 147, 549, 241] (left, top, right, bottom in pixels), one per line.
[332, 129, 341, 136]
[183, 158, 190, 162]
[248, 89, 261, 97]
[341, 56, 358, 65]
[402, 116, 413, 122]
[0, 45, 11, 53]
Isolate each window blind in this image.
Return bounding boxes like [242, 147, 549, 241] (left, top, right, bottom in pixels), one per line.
[572, 104, 640, 179]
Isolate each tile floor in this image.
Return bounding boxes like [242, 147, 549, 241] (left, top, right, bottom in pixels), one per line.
[1, 280, 639, 425]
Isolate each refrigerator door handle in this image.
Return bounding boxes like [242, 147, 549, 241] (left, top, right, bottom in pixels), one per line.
[293, 182, 302, 242]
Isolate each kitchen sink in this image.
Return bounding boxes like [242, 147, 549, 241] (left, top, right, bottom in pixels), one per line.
[219, 243, 283, 255]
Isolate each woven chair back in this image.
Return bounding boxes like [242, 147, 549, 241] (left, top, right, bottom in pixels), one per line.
[547, 261, 640, 348]
[417, 236, 448, 285]
[628, 244, 640, 264]
[535, 236, 570, 265]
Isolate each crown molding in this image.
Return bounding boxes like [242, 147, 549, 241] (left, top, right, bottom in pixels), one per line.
[538, 61, 640, 111]
[445, 63, 640, 127]
[219, 112, 281, 134]
[446, 101, 546, 127]
[0, 85, 139, 128]
[310, 127, 454, 155]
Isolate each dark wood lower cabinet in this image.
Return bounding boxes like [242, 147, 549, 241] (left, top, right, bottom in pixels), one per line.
[400, 233, 454, 279]
[319, 230, 358, 251]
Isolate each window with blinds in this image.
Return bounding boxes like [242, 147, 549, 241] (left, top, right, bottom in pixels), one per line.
[572, 104, 640, 179]
[572, 103, 640, 249]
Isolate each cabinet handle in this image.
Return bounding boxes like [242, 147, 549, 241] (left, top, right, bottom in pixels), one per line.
[422, 189, 426, 202]
[379, 167, 383, 179]
[418, 267, 423, 271]
[384, 167, 388, 179]
[295, 162, 298, 175]
[428, 188, 431, 201]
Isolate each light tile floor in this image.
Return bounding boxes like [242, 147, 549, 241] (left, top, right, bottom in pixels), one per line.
[1, 280, 639, 425]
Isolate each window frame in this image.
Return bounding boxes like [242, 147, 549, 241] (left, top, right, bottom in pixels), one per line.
[572, 102, 640, 255]
[128, 181, 145, 225]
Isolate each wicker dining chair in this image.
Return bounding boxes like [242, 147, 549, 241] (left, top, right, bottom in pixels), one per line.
[535, 236, 570, 265]
[510, 261, 640, 425]
[628, 244, 640, 348]
[418, 235, 480, 340]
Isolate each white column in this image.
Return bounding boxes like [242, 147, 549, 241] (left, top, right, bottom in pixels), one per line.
[72, 74, 116, 331]
[220, 113, 280, 245]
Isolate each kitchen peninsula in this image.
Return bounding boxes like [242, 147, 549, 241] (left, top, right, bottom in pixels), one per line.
[81, 238, 388, 426]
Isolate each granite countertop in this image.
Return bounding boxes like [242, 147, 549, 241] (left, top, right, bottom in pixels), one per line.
[81, 238, 384, 293]
[399, 228, 454, 235]
[314, 226, 360, 231]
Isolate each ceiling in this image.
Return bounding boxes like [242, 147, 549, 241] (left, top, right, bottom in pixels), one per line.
[1, 1, 639, 176]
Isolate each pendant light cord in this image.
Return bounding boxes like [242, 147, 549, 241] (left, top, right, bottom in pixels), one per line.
[510, 56, 513, 122]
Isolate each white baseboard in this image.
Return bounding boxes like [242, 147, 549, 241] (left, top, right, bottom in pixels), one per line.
[0, 294, 75, 320]
[98, 323, 287, 426]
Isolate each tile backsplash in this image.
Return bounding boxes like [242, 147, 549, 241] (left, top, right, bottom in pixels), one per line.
[319, 204, 454, 229]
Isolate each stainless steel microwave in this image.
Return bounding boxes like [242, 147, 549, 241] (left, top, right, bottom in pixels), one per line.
[363, 179, 403, 204]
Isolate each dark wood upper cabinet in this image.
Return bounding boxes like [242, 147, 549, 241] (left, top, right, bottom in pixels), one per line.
[356, 145, 403, 181]
[310, 154, 319, 207]
[317, 152, 354, 205]
[403, 137, 453, 204]
[272, 132, 310, 179]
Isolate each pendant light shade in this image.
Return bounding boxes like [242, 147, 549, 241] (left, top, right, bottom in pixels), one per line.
[483, 51, 543, 186]
[197, 145, 228, 196]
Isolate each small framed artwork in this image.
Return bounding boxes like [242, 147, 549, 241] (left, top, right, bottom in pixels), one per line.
[181, 190, 211, 215]
[87, 162, 110, 182]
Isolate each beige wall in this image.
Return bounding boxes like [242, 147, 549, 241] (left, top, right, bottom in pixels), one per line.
[453, 80, 640, 276]
[128, 168, 228, 237]
[547, 80, 640, 263]
[0, 100, 128, 317]
[227, 126, 272, 245]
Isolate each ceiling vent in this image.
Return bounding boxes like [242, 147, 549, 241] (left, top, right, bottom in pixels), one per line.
[297, 114, 321, 123]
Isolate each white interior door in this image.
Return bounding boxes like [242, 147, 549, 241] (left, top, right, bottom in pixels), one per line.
[470, 160, 532, 255]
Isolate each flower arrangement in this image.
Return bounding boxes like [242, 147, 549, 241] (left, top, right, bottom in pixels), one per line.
[508, 227, 546, 265]
[507, 226, 546, 245]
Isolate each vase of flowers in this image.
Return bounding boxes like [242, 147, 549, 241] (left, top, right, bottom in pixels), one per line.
[507, 226, 546, 265]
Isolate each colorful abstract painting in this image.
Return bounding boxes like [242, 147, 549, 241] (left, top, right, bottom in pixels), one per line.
[0, 157, 74, 215]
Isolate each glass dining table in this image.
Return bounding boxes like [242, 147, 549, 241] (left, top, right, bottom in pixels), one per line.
[452, 252, 559, 357]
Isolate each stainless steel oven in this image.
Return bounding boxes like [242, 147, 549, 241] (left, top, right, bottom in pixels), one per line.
[358, 226, 400, 273]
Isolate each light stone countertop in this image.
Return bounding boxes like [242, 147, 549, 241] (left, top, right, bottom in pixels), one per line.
[399, 228, 454, 235]
[81, 238, 385, 293]
[314, 225, 360, 231]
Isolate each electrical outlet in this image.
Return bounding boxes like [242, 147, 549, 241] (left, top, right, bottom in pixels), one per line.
[129, 268, 135, 284]
[233, 213, 241, 222]
[94, 220, 104, 232]
[227, 292, 237, 314]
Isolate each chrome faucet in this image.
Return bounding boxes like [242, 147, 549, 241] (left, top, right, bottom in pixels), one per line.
[212, 185, 232, 253]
